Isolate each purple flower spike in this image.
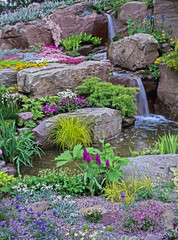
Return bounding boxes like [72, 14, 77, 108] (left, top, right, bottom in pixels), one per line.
[86, 153, 91, 164]
[95, 153, 101, 166]
[83, 148, 88, 160]
[105, 159, 110, 168]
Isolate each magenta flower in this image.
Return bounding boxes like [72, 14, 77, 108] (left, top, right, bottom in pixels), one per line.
[95, 153, 101, 166]
[0, 149, 3, 155]
[86, 153, 91, 164]
[105, 159, 110, 168]
[83, 148, 88, 160]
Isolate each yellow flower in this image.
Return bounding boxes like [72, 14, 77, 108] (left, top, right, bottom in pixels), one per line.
[162, 33, 165, 36]
[162, 30, 165, 32]
[170, 41, 175, 44]
[170, 38, 173, 41]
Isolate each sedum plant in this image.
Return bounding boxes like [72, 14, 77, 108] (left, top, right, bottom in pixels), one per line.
[47, 116, 93, 150]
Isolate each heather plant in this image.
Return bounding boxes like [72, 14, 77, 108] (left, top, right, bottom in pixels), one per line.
[104, 173, 153, 203]
[76, 77, 138, 118]
[117, 200, 165, 235]
[47, 116, 93, 150]
[0, 119, 43, 174]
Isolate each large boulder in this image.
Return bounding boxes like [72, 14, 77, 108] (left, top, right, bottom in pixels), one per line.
[157, 64, 178, 121]
[32, 108, 122, 145]
[119, 1, 148, 26]
[48, 2, 108, 45]
[153, 0, 178, 39]
[17, 61, 112, 98]
[0, 69, 18, 87]
[0, 21, 53, 50]
[108, 33, 159, 71]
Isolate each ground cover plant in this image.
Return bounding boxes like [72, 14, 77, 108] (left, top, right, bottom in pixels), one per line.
[76, 77, 138, 118]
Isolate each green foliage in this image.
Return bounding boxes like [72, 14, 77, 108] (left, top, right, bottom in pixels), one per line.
[0, 172, 15, 191]
[85, 54, 100, 61]
[47, 116, 93, 150]
[0, 59, 20, 68]
[104, 173, 153, 203]
[83, 225, 90, 231]
[84, 209, 102, 223]
[76, 77, 138, 118]
[112, 34, 124, 42]
[157, 133, 178, 154]
[24, 120, 37, 128]
[149, 62, 160, 80]
[162, 41, 178, 71]
[0, 119, 43, 174]
[61, 33, 102, 52]
[107, 226, 115, 232]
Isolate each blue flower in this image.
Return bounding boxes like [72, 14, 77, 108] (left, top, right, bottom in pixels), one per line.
[121, 191, 125, 199]
[18, 210, 21, 213]
[151, 15, 155, 19]
[145, 14, 150, 19]
[29, 208, 33, 211]
[53, 210, 57, 216]
[37, 213, 41, 217]
[24, 207, 28, 210]
[161, 14, 165, 19]
[21, 219, 25, 223]
[36, 204, 39, 208]
[15, 205, 19, 209]
[16, 196, 21, 200]
[10, 202, 14, 206]
[2, 203, 5, 207]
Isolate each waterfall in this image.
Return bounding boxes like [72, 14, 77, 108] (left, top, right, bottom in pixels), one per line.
[106, 14, 115, 41]
[112, 72, 149, 116]
[135, 77, 149, 116]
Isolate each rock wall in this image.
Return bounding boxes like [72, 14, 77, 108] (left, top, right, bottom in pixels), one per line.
[156, 64, 178, 121]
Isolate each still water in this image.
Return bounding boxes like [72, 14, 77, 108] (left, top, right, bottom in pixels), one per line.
[21, 115, 178, 176]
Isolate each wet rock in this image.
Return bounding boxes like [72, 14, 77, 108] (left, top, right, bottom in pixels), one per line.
[0, 69, 17, 87]
[108, 75, 138, 87]
[78, 44, 94, 56]
[18, 61, 112, 98]
[122, 117, 136, 128]
[122, 154, 178, 181]
[17, 112, 33, 122]
[32, 108, 122, 145]
[1, 163, 16, 176]
[79, 204, 106, 215]
[108, 33, 159, 71]
[157, 64, 178, 121]
[27, 201, 50, 214]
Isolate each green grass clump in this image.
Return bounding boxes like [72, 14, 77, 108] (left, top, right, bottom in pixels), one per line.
[157, 133, 178, 154]
[48, 116, 93, 150]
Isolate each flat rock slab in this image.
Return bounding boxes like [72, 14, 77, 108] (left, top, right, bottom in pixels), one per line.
[0, 69, 17, 87]
[17, 61, 112, 98]
[122, 154, 178, 180]
[32, 108, 122, 145]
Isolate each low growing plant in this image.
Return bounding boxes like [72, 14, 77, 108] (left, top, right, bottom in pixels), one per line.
[76, 77, 138, 118]
[84, 209, 102, 223]
[47, 116, 93, 150]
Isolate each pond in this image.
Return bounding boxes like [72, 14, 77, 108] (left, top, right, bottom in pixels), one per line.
[21, 114, 178, 176]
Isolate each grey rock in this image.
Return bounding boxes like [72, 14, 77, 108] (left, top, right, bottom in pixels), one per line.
[32, 108, 122, 146]
[120, 235, 139, 240]
[122, 154, 178, 181]
[0, 69, 17, 87]
[17, 112, 33, 122]
[144, 234, 158, 240]
[0, 160, 6, 170]
[79, 205, 106, 215]
[17, 61, 112, 98]
[163, 209, 175, 230]
[1, 163, 16, 176]
[108, 33, 159, 71]
[122, 117, 136, 128]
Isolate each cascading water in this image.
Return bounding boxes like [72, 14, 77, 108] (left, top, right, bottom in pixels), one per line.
[135, 77, 149, 116]
[113, 72, 149, 116]
[106, 14, 115, 41]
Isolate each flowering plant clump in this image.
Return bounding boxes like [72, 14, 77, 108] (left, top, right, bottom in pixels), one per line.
[116, 200, 165, 236]
[0, 53, 24, 61]
[42, 96, 89, 115]
[35, 45, 84, 65]
[57, 89, 77, 99]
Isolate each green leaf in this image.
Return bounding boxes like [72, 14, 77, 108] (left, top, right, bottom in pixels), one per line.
[56, 160, 69, 167]
[53, 150, 72, 162]
[107, 169, 124, 182]
[73, 144, 83, 159]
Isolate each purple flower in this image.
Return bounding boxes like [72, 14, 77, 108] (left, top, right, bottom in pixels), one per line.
[37, 213, 42, 217]
[16, 196, 21, 200]
[0, 149, 2, 155]
[36, 204, 39, 208]
[29, 208, 33, 211]
[105, 159, 110, 168]
[53, 211, 57, 216]
[2, 203, 5, 207]
[83, 148, 88, 160]
[95, 153, 101, 166]
[35, 140, 41, 145]
[86, 153, 91, 163]
[161, 14, 165, 19]
[10, 202, 14, 206]
[121, 191, 125, 199]
[18, 210, 21, 213]
[21, 219, 25, 223]
[15, 205, 19, 209]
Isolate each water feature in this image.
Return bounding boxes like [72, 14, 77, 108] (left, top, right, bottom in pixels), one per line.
[106, 14, 115, 41]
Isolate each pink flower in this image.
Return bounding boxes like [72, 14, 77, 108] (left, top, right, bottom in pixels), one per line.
[105, 159, 110, 168]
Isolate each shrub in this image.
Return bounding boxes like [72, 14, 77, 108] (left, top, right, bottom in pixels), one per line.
[76, 77, 138, 118]
[104, 173, 153, 203]
[161, 41, 178, 71]
[47, 116, 93, 150]
[0, 119, 43, 174]
[0, 172, 15, 191]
